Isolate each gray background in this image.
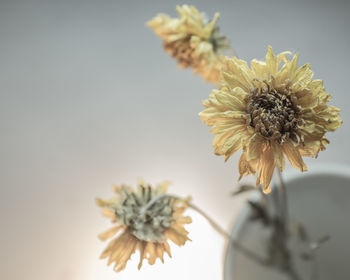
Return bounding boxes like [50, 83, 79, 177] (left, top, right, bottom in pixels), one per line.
[0, 0, 349, 279]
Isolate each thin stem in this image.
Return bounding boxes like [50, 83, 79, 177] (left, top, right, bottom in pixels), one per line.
[147, 193, 306, 279]
[275, 169, 304, 280]
[184, 199, 268, 265]
[276, 168, 289, 233]
[185, 199, 228, 239]
[144, 193, 268, 265]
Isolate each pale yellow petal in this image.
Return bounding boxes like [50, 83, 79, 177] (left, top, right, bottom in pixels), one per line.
[96, 197, 116, 207]
[163, 241, 172, 257]
[98, 225, 124, 241]
[222, 57, 254, 91]
[291, 63, 314, 91]
[265, 46, 277, 75]
[137, 241, 146, 270]
[276, 53, 299, 84]
[219, 133, 243, 158]
[114, 238, 137, 272]
[107, 233, 134, 266]
[101, 208, 116, 221]
[246, 134, 264, 161]
[251, 59, 267, 79]
[145, 242, 157, 265]
[276, 51, 292, 67]
[256, 145, 275, 193]
[214, 126, 248, 156]
[176, 216, 192, 224]
[296, 90, 318, 108]
[164, 226, 189, 246]
[213, 130, 234, 148]
[282, 142, 307, 172]
[215, 89, 247, 112]
[210, 119, 245, 134]
[238, 151, 257, 179]
[272, 142, 285, 171]
[156, 243, 165, 263]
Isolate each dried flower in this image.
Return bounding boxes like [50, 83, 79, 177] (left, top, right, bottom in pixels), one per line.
[200, 46, 342, 193]
[96, 180, 191, 272]
[147, 5, 231, 84]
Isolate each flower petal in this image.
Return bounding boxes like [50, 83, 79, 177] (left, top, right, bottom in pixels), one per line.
[246, 134, 264, 161]
[251, 59, 267, 79]
[238, 151, 257, 179]
[276, 53, 299, 84]
[114, 238, 137, 272]
[282, 142, 307, 171]
[256, 145, 275, 193]
[137, 241, 147, 270]
[272, 142, 285, 171]
[145, 242, 157, 265]
[98, 225, 124, 241]
[292, 63, 314, 91]
[266, 46, 277, 75]
[222, 57, 254, 91]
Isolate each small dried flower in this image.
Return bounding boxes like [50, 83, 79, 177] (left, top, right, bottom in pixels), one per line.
[96, 180, 191, 272]
[200, 46, 342, 193]
[147, 5, 231, 84]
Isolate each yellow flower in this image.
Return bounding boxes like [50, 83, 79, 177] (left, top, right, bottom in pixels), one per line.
[96, 180, 191, 272]
[200, 46, 342, 193]
[147, 5, 231, 84]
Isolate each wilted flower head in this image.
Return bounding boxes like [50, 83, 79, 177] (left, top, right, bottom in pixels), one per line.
[96, 180, 191, 272]
[147, 5, 231, 84]
[200, 46, 341, 193]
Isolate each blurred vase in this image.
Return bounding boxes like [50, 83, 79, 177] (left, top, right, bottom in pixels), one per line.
[224, 164, 350, 280]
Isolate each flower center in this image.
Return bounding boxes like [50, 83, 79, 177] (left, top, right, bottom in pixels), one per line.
[247, 86, 301, 143]
[114, 188, 173, 242]
[163, 36, 197, 68]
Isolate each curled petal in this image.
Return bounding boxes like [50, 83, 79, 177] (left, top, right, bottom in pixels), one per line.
[282, 142, 307, 172]
[272, 142, 285, 171]
[256, 145, 275, 193]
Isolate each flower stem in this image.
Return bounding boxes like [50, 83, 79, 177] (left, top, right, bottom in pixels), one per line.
[276, 168, 289, 234]
[143, 193, 268, 265]
[168, 195, 269, 265]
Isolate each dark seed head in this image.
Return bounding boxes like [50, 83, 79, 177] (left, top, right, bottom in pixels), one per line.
[247, 86, 301, 143]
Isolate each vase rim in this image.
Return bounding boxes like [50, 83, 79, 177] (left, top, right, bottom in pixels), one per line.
[279, 162, 350, 184]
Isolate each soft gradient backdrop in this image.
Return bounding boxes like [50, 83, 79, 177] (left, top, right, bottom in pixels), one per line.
[1, 0, 349, 279]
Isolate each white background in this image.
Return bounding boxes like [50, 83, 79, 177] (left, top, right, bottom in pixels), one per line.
[1, 0, 349, 279]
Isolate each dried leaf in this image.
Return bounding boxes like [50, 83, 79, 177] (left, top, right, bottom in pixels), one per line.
[310, 235, 330, 250]
[291, 221, 310, 242]
[247, 200, 270, 226]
